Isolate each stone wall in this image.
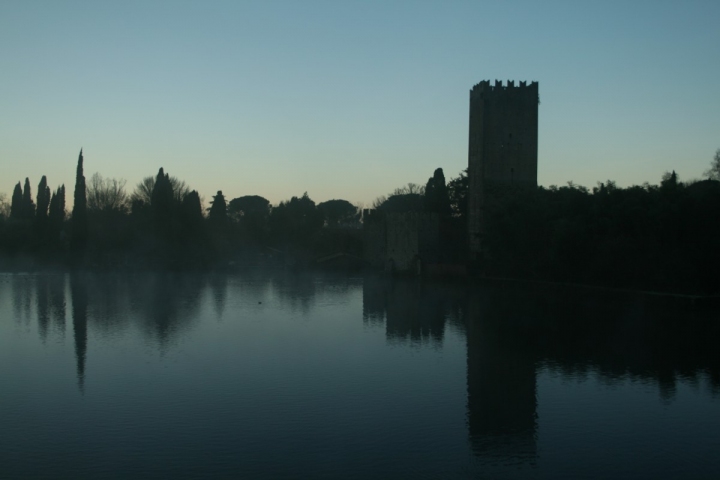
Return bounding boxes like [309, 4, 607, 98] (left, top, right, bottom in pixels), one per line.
[363, 210, 439, 272]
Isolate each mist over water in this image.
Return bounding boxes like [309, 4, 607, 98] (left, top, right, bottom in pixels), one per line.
[1, 273, 719, 479]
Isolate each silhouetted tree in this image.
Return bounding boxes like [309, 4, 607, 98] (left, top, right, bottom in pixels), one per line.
[48, 185, 66, 223]
[269, 192, 323, 245]
[150, 168, 175, 236]
[208, 190, 228, 224]
[447, 168, 468, 219]
[181, 190, 204, 226]
[36, 176, 50, 221]
[317, 199, 358, 227]
[227, 195, 270, 221]
[704, 148, 720, 181]
[376, 193, 424, 212]
[132, 174, 190, 204]
[10, 182, 22, 219]
[87, 173, 128, 213]
[0, 193, 9, 219]
[48, 185, 66, 244]
[424, 168, 451, 215]
[71, 149, 88, 251]
[22, 178, 35, 220]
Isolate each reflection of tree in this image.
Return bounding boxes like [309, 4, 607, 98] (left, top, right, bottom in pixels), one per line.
[362, 276, 467, 345]
[36, 275, 50, 341]
[12, 275, 32, 323]
[466, 281, 720, 404]
[385, 280, 445, 346]
[127, 274, 204, 348]
[271, 273, 318, 314]
[209, 274, 227, 318]
[49, 274, 66, 335]
[70, 274, 88, 392]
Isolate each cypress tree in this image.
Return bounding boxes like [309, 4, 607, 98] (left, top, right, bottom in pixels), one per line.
[151, 167, 175, 237]
[49, 185, 66, 224]
[208, 190, 228, 224]
[48, 185, 66, 247]
[10, 181, 22, 219]
[36, 175, 51, 220]
[424, 168, 451, 216]
[71, 149, 88, 250]
[22, 178, 36, 220]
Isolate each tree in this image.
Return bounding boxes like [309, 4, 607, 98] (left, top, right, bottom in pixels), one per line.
[132, 174, 190, 205]
[71, 149, 88, 250]
[375, 193, 424, 212]
[423, 168, 451, 215]
[10, 182, 22, 219]
[181, 190, 204, 226]
[48, 185, 66, 229]
[447, 168, 468, 219]
[269, 192, 323, 243]
[0, 193, 10, 219]
[36, 176, 51, 220]
[704, 148, 720, 181]
[208, 190, 228, 224]
[87, 173, 129, 213]
[150, 168, 175, 236]
[227, 195, 270, 221]
[22, 178, 35, 219]
[317, 199, 359, 227]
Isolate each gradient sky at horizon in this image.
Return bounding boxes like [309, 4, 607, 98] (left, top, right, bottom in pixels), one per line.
[1, 0, 718, 207]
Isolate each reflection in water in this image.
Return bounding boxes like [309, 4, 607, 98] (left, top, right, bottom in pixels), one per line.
[49, 274, 66, 336]
[36, 275, 50, 341]
[70, 275, 88, 392]
[209, 274, 227, 318]
[465, 290, 537, 464]
[362, 276, 463, 346]
[128, 274, 204, 347]
[3, 273, 719, 477]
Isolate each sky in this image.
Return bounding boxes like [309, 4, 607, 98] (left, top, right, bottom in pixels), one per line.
[1, 0, 719, 208]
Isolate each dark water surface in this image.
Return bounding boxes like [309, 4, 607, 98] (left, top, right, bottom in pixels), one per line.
[1, 272, 719, 479]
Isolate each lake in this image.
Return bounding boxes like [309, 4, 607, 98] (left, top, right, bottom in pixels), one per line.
[1, 272, 719, 479]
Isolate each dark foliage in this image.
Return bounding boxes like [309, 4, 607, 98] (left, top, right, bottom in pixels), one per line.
[317, 199, 359, 227]
[71, 150, 88, 251]
[10, 182, 22, 219]
[424, 168, 451, 215]
[22, 178, 35, 220]
[478, 177, 720, 294]
[376, 193, 424, 213]
[208, 190, 228, 225]
[36, 176, 50, 220]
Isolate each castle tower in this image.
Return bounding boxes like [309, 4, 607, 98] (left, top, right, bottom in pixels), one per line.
[468, 80, 539, 259]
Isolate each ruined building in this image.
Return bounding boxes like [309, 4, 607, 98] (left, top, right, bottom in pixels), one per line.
[467, 80, 539, 260]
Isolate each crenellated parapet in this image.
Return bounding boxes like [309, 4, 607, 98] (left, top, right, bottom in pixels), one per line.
[471, 79, 538, 93]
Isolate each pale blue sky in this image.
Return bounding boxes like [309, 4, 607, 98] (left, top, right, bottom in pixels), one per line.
[1, 0, 718, 207]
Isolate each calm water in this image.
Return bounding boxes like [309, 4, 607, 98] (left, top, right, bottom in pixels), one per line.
[1, 272, 719, 479]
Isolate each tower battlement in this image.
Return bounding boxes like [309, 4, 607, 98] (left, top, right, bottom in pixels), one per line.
[471, 79, 538, 91]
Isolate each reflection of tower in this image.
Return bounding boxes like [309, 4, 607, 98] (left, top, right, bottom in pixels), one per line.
[362, 276, 387, 328]
[465, 292, 537, 463]
[71, 276, 88, 392]
[468, 80, 539, 260]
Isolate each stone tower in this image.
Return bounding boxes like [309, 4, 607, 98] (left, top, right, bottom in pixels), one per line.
[467, 79, 539, 259]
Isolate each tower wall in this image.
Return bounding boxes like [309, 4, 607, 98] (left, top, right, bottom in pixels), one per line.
[468, 80, 539, 258]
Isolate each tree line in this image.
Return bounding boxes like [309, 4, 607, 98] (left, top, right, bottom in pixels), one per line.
[0, 150, 366, 270]
[2, 147, 719, 294]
